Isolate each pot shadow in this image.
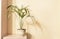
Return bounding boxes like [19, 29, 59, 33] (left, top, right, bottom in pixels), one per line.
[24, 33, 32, 39]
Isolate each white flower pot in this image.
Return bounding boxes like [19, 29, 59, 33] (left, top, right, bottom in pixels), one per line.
[17, 29, 26, 36]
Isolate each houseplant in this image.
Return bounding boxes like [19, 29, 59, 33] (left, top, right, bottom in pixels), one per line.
[7, 5, 30, 36]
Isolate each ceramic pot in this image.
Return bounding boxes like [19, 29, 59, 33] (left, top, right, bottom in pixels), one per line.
[17, 29, 26, 36]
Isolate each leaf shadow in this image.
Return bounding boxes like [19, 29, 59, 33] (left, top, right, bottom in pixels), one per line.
[24, 32, 32, 39]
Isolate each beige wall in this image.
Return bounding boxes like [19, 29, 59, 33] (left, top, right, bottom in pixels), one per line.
[8, 0, 60, 39]
[1, 0, 60, 39]
[2, 0, 60, 39]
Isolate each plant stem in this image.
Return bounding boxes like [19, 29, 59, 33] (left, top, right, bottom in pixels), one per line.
[20, 18, 23, 29]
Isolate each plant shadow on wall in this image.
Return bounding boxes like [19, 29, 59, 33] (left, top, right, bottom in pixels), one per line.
[24, 33, 32, 39]
[7, 5, 43, 39]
